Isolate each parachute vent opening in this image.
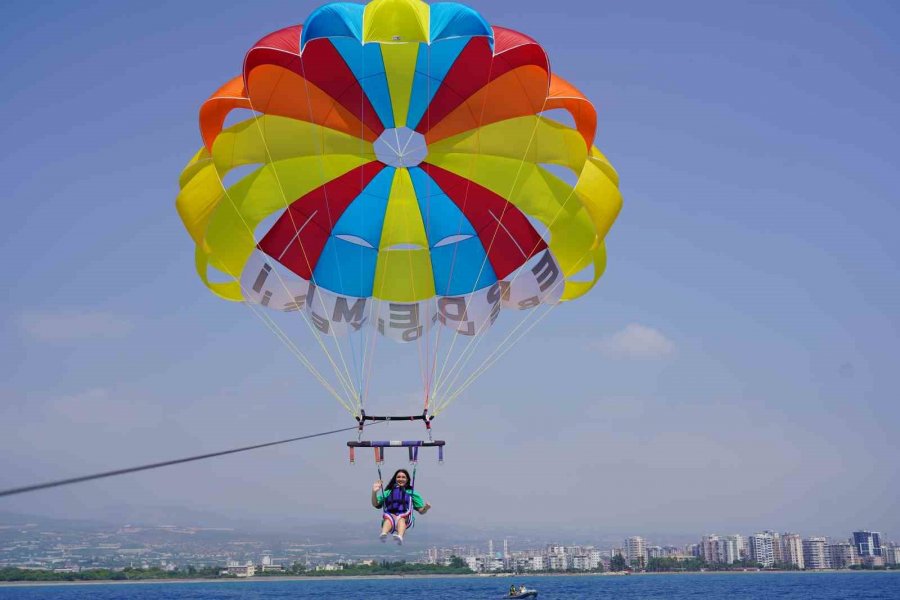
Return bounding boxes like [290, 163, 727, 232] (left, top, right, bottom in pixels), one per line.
[525, 217, 551, 245]
[253, 211, 286, 244]
[433, 234, 474, 248]
[336, 234, 376, 248]
[539, 108, 577, 130]
[204, 262, 237, 286]
[222, 108, 262, 130]
[540, 162, 580, 189]
[567, 261, 597, 283]
[221, 163, 263, 190]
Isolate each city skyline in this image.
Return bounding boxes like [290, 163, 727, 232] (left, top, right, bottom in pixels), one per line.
[2, 508, 897, 575]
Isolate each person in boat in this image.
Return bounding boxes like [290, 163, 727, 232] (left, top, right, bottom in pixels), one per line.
[509, 584, 518, 596]
[371, 469, 430, 545]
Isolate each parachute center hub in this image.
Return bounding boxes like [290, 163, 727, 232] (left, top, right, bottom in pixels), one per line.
[374, 127, 427, 168]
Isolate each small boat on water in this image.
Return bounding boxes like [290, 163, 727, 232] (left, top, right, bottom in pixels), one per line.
[507, 588, 538, 598]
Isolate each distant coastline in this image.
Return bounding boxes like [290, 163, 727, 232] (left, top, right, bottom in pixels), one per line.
[2, 569, 897, 588]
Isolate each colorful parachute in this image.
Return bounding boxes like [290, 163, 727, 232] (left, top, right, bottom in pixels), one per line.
[176, 0, 622, 417]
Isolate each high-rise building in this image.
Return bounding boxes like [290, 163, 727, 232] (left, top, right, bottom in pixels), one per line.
[802, 537, 829, 570]
[548, 553, 568, 571]
[781, 533, 805, 569]
[827, 542, 859, 569]
[721, 536, 741, 564]
[749, 533, 775, 567]
[852, 531, 883, 557]
[770, 532, 784, 564]
[701, 535, 720, 564]
[589, 549, 602, 570]
[884, 544, 900, 566]
[732, 534, 747, 560]
[625, 537, 646, 567]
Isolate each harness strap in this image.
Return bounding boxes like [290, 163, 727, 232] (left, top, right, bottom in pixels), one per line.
[376, 462, 386, 516]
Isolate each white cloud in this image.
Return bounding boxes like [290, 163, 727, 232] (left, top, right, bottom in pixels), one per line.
[20, 311, 133, 342]
[594, 323, 675, 359]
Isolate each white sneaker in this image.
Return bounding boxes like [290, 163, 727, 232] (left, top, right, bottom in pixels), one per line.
[380, 532, 388, 543]
[393, 533, 403, 545]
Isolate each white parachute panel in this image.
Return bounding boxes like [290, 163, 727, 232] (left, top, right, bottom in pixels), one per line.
[502, 250, 564, 310]
[374, 300, 436, 343]
[305, 285, 369, 337]
[436, 282, 505, 337]
[240, 250, 312, 311]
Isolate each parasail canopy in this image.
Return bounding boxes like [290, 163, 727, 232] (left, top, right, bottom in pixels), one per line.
[176, 0, 622, 418]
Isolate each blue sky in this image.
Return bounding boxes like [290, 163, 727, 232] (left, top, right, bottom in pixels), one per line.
[1, 0, 898, 542]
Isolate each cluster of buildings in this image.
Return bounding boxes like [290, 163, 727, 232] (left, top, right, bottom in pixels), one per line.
[222, 555, 293, 578]
[692, 531, 897, 570]
[0, 523, 330, 574]
[427, 540, 607, 573]
[424, 530, 899, 573]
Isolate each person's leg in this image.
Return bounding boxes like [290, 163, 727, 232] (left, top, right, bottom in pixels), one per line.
[393, 513, 410, 544]
[380, 515, 394, 540]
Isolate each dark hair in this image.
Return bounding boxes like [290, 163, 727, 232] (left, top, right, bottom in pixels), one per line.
[385, 469, 413, 491]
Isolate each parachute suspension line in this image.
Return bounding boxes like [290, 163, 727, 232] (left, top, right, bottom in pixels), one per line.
[423, 43, 442, 418]
[238, 288, 355, 414]
[0, 423, 376, 499]
[241, 79, 360, 413]
[421, 42, 435, 413]
[434, 187, 584, 413]
[432, 67, 553, 405]
[354, 42, 372, 417]
[427, 48, 499, 406]
[401, 201, 429, 412]
[437, 278, 563, 412]
[433, 76, 606, 412]
[360, 297, 382, 418]
[435, 122, 592, 413]
[219, 258, 354, 412]
[291, 58, 366, 414]
[435, 237, 591, 414]
[205, 154, 358, 413]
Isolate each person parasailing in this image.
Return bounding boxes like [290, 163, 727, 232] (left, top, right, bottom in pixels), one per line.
[371, 468, 430, 544]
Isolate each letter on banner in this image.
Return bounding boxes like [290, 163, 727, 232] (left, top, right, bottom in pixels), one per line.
[240, 249, 311, 311]
[503, 250, 563, 310]
[333, 297, 368, 332]
[438, 297, 475, 335]
[375, 301, 435, 343]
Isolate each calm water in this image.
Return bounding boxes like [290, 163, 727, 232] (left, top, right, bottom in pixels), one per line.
[0, 572, 898, 599]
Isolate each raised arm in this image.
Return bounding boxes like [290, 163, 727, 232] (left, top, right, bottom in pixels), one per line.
[371, 481, 383, 508]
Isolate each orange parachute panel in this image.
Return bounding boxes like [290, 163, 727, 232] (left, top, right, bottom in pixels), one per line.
[199, 76, 251, 151]
[425, 65, 549, 144]
[545, 74, 597, 149]
[246, 64, 379, 142]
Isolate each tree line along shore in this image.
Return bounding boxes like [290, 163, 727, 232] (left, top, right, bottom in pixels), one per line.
[2, 555, 896, 583]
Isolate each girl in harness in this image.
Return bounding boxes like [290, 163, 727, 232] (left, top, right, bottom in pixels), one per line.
[372, 468, 431, 545]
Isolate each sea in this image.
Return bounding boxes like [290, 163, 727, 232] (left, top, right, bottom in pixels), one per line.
[0, 572, 898, 599]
